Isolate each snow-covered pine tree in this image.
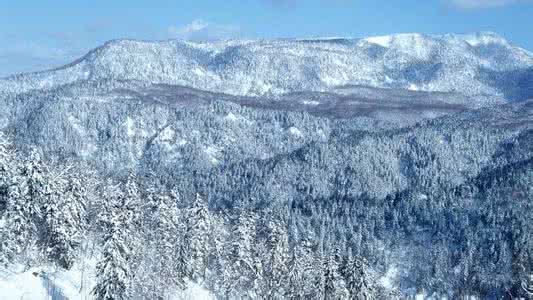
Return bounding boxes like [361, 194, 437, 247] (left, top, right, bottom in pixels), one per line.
[0, 133, 19, 265]
[43, 169, 87, 269]
[186, 193, 211, 280]
[342, 252, 375, 300]
[92, 179, 136, 300]
[286, 238, 316, 299]
[0, 149, 45, 266]
[0, 132, 14, 212]
[152, 188, 187, 297]
[264, 214, 290, 298]
[226, 201, 259, 298]
[323, 248, 348, 300]
[205, 213, 231, 297]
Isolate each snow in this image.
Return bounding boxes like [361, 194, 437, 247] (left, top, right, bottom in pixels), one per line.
[173, 282, 214, 300]
[302, 100, 320, 106]
[0, 266, 48, 300]
[408, 83, 419, 91]
[417, 193, 428, 200]
[224, 112, 238, 121]
[0, 263, 214, 300]
[288, 126, 303, 137]
[1, 32, 531, 100]
[0, 260, 96, 300]
[68, 115, 85, 134]
[364, 35, 393, 48]
[204, 146, 222, 164]
[159, 126, 176, 142]
[125, 117, 135, 137]
[80, 143, 98, 158]
[379, 265, 398, 289]
[455, 32, 509, 47]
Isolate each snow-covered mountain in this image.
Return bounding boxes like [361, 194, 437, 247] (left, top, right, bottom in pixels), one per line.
[1, 32, 532, 100]
[1, 32, 533, 299]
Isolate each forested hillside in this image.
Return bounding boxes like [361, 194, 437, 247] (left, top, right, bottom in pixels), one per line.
[1, 32, 532, 299]
[1, 98, 531, 298]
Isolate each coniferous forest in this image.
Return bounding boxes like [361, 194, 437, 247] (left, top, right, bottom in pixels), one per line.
[0, 97, 531, 299]
[0, 32, 533, 299]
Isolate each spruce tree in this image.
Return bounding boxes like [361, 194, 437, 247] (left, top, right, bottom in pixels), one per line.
[0, 149, 45, 266]
[343, 253, 375, 300]
[227, 202, 259, 298]
[286, 238, 316, 299]
[0, 133, 14, 213]
[323, 249, 348, 300]
[154, 189, 187, 293]
[92, 180, 136, 300]
[43, 172, 87, 269]
[265, 215, 289, 298]
[186, 193, 211, 280]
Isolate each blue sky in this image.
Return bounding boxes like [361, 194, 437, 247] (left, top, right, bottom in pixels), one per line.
[1, 0, 532, 77]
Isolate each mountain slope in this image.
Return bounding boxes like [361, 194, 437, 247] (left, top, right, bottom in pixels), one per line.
[1, 32, 532, 101]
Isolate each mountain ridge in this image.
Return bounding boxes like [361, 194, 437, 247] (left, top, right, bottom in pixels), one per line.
[1, 32, 532, 101]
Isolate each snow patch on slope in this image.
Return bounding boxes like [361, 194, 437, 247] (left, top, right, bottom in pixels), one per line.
[301, 100, 320, 106]
[455, 32, 510, 47]
[125, 117, 135, 137]
[364, 35, 393, 48]
[0, 263, 214, 300]
[224, 112, 238, 121]
[204, 145, 222, 164]
[288, 126, 303, 137]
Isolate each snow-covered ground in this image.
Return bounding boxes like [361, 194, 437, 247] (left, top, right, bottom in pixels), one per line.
[0, 262, 214, 300]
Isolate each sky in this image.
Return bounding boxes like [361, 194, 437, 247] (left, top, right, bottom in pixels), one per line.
[1, 0, 532, 77]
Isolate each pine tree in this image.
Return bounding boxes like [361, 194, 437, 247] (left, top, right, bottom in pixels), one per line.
[342, 253, 375, 300]
[264, 215, 290, 298]
[323, 249, 348, 300]
[0, 133, 15, 212]
[154, 189, 187, 295]
[186, 193, 211, 280]
[0, 149, 45, 266]
[226, 202, 259, 298]
[286, 238, 316, 299]
[0, 134, 21, 265]
[42, 171, 87, 269]
[92, 180, 136, 300]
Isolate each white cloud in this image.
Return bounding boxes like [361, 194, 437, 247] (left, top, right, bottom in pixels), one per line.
[167, 19, 240, 41]
[448, 0, 531, 9]
[168, 19, 209, 36]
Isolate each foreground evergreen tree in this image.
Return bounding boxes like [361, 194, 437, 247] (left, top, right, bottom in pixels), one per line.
[342, 253, 375, 300]
[186, 193, 211, 280]
[0, 133, 14, 212]
[0, 135, 21, 265]
[286, 238, 317, 299]
[264, 215, 290, 298]
[92, 180, 136, 300]
[42, 167, 88, 269]
[224, 201, 260, 298]
[323, 249, 348, 300]
[136, 187, 187, 298]
[0, 149, 45, 266]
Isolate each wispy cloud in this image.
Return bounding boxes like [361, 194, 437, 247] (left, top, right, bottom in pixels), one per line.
[167, 19, 240, 40]
[447, 0, 532, 9]
[168, 19, 209, 36]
